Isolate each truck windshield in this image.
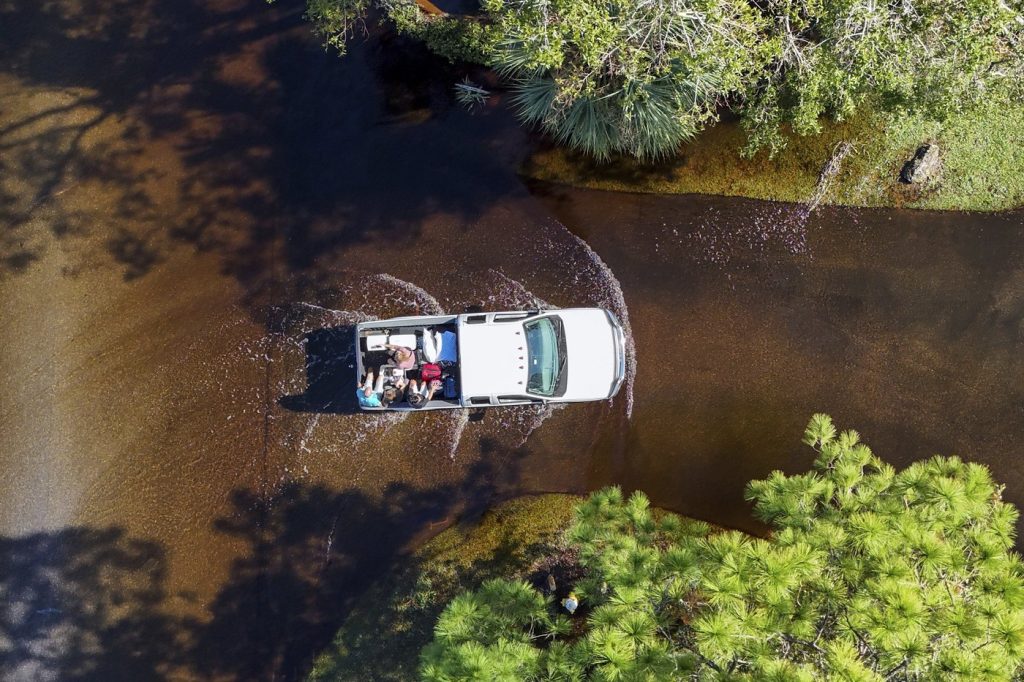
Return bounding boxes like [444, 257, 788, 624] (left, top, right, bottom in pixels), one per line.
[524, 316, 566, 397]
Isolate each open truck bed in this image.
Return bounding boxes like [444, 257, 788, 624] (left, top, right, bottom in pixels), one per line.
[354, 314, 462, 411]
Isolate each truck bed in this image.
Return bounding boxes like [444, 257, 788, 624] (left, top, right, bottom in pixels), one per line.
[354, 316, 461, 410]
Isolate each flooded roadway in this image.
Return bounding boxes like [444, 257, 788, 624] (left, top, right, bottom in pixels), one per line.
[1, 1, 1023, 680]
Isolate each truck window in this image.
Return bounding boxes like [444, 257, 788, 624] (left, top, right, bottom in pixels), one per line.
[524, 316, 566, 397]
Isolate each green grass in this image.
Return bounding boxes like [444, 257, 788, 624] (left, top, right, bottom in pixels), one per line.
[306, 494, 582, 682]
[522, 102, 1024, 212]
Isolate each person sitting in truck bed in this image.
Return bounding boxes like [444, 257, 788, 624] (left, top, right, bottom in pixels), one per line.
[361, 370, 409, 408]
[380, 385, 401, 408]
[406, 378, 442, 408]
[385, 342, 417, 370]
[383, 372, 408, 408]
[356, 371, 386, 408]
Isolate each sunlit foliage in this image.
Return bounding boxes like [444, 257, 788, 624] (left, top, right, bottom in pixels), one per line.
[485, 0, 770, 160]
[420, 415, 1024, 680]
[299, 0, 372, 55]
[293, 0, 1023, 160]
[741, 0, 1024, 155]
[419, 579, 574, 680]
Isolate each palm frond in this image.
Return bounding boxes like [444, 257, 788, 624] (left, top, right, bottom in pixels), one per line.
[510, 76, 559, 125]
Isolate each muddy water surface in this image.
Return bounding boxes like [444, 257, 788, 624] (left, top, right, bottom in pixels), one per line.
[531, 187, 1024, 531]
[1, 1, 1023, 680]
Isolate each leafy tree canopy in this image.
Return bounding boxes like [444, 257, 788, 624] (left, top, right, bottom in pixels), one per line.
[293, 0, 1023, 158]
[300, 0, 371, 55]
[484, 0, 771, 160]
[421, 414, 1024, 680]
[741, 0, 1024, 154]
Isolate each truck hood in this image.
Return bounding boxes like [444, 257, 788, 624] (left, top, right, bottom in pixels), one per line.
[559, 309, 620, 401]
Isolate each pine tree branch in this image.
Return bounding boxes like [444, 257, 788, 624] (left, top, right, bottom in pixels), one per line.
[883, 658, 908, 679]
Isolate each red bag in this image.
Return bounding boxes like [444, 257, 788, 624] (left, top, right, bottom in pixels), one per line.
[420, 363, 442, 383]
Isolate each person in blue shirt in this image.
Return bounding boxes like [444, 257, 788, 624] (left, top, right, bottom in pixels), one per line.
[357, 371, 385, 408]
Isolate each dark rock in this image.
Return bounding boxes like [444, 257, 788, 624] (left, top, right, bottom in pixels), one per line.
[900, 144, 942, 184]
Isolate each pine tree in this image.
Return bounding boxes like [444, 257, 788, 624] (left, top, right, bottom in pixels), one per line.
[421, 415, 1024, 680]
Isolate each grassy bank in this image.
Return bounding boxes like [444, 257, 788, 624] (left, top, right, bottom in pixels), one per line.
[307, 494, 582, 682]
[522, 103, 1024, 212]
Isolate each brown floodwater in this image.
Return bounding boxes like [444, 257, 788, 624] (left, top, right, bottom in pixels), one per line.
[529, 186, 1024, 533]
[1, 0, 1022, 680]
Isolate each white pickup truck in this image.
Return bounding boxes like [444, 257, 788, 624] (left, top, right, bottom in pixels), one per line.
[354, 308, 627, 411]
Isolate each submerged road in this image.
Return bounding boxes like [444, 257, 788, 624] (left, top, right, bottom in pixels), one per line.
[1, 1, 1022, 679]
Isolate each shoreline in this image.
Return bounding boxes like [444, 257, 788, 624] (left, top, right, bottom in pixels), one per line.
[306, 494, 583, 681]
[306, 491, 736, 681]
[523, 175, 1024, 217]
[521, 103, 1024, 214]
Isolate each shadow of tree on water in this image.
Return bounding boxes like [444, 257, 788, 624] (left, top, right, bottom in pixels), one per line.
[0, 0, 525, 306]
[1, 453, 520, 681]
[0, 528, 183, 681]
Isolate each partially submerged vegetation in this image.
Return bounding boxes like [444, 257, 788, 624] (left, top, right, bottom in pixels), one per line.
[285, 0, 1024, 211]
[288, 0, 1023, 168]
[307, 495, 581, 681]
[422, 415, 1024, 680]
[524, 101, 1024, 211]
[306, 416, 1024, 680]
[486, 0, 769, 161]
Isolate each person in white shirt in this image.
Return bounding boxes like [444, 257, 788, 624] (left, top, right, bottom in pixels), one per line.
[406, 379, 442, 408]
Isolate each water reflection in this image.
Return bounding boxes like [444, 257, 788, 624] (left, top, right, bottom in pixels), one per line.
[1, 527, 182, 681]
[0, 3, 549, 678]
